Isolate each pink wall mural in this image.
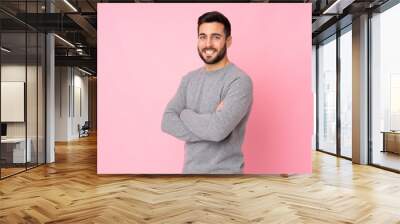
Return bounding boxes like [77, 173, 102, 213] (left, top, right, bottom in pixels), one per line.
[98, 3, 313, 174]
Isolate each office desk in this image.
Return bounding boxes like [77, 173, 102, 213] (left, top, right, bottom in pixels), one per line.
[381, 131, 400, 154]
[1, 138, 32, 163]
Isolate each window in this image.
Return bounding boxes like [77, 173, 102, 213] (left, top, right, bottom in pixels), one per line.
[371, 2, 400, 171]
[317, 35, 337, 154]
[340, 27, 352, 158]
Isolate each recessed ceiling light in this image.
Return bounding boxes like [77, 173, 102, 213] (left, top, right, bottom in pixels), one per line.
[63, 0, 78, 12]
[1, 47, 11, 53]
[54, 34, 75, 48]
[78, 67, 93, 76]
[322, 0, 354, 15]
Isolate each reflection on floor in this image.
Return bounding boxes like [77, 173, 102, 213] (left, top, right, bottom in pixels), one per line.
[0, 167, 25, 178]
[340, 148, 352, 158]
[0, 163, 40, 178]
[373, 150, 400, 171]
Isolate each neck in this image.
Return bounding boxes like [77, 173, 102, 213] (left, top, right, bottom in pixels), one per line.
[204, 57, 230, 72]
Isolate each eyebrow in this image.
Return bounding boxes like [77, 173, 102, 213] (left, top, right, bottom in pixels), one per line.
[198, 33, 223, 37]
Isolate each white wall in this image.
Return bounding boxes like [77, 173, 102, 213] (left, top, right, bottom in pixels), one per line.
[55, 67, 89, 141]
[1, 64, 46, 164]
[1, 65, 42, 137]
[55, 66, 70, 141]
[71, 72, 89, 138]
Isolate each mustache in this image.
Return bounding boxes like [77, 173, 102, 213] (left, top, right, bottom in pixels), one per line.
[202, 48, 217, 52]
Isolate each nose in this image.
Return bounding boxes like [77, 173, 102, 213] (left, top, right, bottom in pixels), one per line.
[205, 37, 212, 48]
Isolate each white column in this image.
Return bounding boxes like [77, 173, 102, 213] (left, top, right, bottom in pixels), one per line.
[352, 14, 369, 164]
[46, 1, 55, 163]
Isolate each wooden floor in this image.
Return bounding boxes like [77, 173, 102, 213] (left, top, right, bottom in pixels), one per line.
[1, 134, 400, 223]
[0, 167, 26, 178]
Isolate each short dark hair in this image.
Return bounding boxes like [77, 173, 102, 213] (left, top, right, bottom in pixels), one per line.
[198, 11, 231, 37]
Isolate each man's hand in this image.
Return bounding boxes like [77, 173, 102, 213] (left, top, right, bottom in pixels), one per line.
[216, 101, 224, 111]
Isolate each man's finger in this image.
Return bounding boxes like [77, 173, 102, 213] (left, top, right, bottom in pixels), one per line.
[216, 101, 224, 111]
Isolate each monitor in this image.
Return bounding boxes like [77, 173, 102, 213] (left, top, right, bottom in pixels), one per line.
[1, 123, 7, 137]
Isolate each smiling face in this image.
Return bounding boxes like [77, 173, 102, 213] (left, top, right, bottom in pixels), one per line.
[197, 22, 232, 65]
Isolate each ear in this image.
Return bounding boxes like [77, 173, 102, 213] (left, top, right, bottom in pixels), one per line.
[226, 36, 232, 48]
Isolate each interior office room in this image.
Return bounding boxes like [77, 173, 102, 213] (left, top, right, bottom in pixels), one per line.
[0, 0, 399, 223]
[0, 9, 46, 178]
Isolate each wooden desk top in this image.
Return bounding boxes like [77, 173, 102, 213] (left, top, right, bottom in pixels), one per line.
[1, 138, 31, 143]
[381, 131, 400, 134]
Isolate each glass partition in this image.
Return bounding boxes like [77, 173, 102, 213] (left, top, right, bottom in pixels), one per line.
[1, 31, 28, 177]
[0, 1, 46, 179]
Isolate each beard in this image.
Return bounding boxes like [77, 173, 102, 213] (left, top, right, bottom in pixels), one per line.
[197, 43, 227, 65]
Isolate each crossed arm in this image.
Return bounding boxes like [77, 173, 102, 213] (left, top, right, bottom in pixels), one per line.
[161, 76, 204, 142]
[161, 75, 253, 143]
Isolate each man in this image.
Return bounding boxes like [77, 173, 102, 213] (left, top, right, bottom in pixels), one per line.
[161, 11, 253, 174]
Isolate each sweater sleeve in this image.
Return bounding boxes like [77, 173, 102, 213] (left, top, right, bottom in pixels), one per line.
[161, 75, 204, 142]
[180, 75, 253, 142]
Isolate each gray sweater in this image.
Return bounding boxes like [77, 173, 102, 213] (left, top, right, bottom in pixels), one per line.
[161, 63, 253, 174]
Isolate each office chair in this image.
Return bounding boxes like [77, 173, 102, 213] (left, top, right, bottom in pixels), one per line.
[79, 121, 90, 138]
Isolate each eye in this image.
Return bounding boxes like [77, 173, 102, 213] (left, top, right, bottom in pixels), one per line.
[212, 35, 221, 40]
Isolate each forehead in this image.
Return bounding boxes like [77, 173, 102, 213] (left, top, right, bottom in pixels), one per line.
[198, 22, 225, 35]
